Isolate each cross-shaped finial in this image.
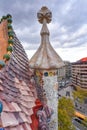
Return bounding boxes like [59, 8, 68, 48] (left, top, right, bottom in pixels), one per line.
[37, 6, 52, 24]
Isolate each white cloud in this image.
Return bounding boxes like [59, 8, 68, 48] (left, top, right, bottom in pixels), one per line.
[60, 26, 67, 33]
[69, 24, 87, 41]
[56, 46, 87, 62]
[26, 50, 36, 60]
[26, 45, 87, 62]
[62, 1, 72, 14]
[48, 22, 60, 31]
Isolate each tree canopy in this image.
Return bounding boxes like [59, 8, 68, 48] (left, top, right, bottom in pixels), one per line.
[58, 97, 75, 130]
[73, 86, 87, 102]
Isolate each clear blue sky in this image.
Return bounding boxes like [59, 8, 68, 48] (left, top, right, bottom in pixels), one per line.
[0, 0, 87, 62]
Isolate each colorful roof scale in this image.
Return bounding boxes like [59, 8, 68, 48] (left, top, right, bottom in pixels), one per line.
[0, 14, 38, 130]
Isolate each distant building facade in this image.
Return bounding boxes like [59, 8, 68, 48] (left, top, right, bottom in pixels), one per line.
[57, 66, 65, 81]
[64, 61, 72, 79]
[57, 61, 72, 87]
[72, 57, 87, 89]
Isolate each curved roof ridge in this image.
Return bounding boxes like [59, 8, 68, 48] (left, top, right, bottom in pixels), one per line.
[0, 14, 37, 130]
[0, 14, 14, 70]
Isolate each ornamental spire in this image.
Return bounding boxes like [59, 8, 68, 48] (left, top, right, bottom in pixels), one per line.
[37, 6, 52, 36]
[29, 6, 64, 69]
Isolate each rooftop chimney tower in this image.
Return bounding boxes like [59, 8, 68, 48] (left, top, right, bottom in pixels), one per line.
[29, 6, 64, 130]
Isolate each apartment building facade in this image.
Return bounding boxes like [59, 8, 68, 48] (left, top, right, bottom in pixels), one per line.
[72, 57, 87, 89]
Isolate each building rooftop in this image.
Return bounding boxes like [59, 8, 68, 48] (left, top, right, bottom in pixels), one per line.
[29, 6, 64, 69]
[79, 57, 87, 62]
[0, 15, 37, 130]
[72, 57, 87, 65]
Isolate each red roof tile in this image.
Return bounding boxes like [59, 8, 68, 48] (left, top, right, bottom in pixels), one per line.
[80, 57, 87, 62]
[1, 112, 19, 127]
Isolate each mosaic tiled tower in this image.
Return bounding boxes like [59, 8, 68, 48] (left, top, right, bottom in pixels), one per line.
[29, 7, 64, 130]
